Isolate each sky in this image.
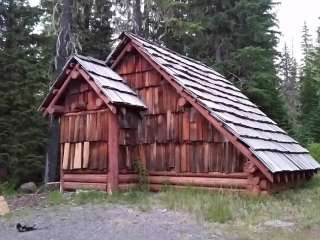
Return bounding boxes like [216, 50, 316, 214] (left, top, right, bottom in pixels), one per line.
[29, 0, 320, 62]
[275, 0, 319, 62]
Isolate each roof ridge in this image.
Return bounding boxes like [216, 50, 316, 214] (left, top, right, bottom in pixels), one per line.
[123, 32, 225, 78]
[74, 54, 107, 67]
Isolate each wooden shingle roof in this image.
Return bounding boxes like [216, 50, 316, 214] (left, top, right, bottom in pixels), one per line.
[108, 32, 320, 173]
[40, 54, 146, 111]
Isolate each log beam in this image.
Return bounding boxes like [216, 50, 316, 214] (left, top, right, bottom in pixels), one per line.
[63, 174, 108, 183]
[63, 182, 106, 191]
[119, 174, 248, 189]
[107, 112, 119, 194]
[148, 171, 249, 179]
[149, 184, 247, 193]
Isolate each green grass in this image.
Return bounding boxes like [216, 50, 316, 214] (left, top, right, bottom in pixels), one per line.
[5, 175, 320, 240]
[0, 181, 17, 197]
[48, 191, 65, 205]
[72, 190, 108, 204]
[154, 175, 320, 239]
[46, 187, 152, 211]
[157, 187, 233, 223]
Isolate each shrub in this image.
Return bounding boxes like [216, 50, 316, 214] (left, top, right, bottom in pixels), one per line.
[133, 160, 148, 191]
[308, 143, 320, 162]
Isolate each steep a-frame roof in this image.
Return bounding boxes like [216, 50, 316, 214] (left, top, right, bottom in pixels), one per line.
[107, 32, 320, 174]
[40, 54, 146, 112]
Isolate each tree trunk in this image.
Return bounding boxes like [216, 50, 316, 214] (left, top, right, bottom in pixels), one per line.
[45, 0, 73, 184]
[133, 0, 143, 36]
[55, 0, 74, 74]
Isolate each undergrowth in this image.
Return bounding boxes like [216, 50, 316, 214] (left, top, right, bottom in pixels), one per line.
[12, 174, 320, 240]
[0, 181, 17, 197]
[47, 188, 152, 211]
[157, 175, 320, 227]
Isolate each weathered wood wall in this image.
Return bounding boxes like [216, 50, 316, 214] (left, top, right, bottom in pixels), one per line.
[115, 51, 247, 175]
[59, 78, 109, 173]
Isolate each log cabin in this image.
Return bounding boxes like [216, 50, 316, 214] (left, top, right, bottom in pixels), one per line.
[39, 32, 320, 194]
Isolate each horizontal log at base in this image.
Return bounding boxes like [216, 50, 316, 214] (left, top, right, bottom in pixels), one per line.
[63, 169, 107, 174]
[149, 176, 248, 189]
[119, 174, 248, 189]
[63, 182, 107, 191]
[147, 171, 249, 179]
[119, 174, 138, 183]
[149, 184, 247, 193]
[118, 183, 138, 191]
[63, 174, 107, 183]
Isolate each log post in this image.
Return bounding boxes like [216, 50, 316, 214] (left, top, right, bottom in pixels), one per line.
[107, 111, 119, 194]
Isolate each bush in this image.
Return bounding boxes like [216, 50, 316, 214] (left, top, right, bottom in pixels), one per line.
[308, 143, 320, 162]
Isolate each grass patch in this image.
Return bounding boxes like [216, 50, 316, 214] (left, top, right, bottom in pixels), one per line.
[0, 181, 17, 197]
[107, 187, 152, 211]
[48, 191, 64, 205]
[157, 187, 233, 223]
[5, 174, 320, 240]
[156, 175, 320, 229]
[45, 188, 152, 211]
[73, 190, 108, 205]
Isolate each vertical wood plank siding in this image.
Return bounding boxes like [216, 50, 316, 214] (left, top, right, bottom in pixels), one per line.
[116, 52, 246, 174]
[59, 78, 109, 173]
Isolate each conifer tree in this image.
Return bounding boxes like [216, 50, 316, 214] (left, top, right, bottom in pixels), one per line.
[298, 22, 318, 142]
[0, 0, 48, 184]
[279, 44, 298, 126]
[41, 0, 113, 60]
[114, 0, 165, 39]
[74, 0, 113, 59]
[159, 0, 290, 129]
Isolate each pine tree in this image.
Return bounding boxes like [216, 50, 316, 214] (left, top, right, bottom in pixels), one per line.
[279, 44, 298, 126]
[301, 22, 313, 62]
[74, 0, 113, 59]
[298, 22, 318, 142]
[0, 0, 48, 184]
[305, 24, 320, 142]
[41, 0, 113, 60]
[132, 0, 143, 35]
[114, 0, 165, 39]
[159, 0, 290, 129]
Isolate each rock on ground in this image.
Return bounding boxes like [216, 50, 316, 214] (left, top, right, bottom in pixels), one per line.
[0, 196, 10, 216]
[263, 220, 295, 228]
[19, 182, 37, 194]
[0, 204, 224, 240]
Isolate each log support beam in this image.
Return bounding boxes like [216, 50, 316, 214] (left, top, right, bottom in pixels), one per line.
[107, 112, 119, 194]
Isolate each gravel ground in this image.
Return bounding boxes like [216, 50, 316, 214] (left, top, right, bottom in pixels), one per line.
[0, 204, 226, 240]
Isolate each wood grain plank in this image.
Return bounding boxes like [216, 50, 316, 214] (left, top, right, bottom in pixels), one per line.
[62, 143, 70, 170]
[83, 141, 90, 168]
[73, 142, 82, 169]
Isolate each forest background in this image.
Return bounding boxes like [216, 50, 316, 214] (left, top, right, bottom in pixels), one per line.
[1, 0, 320, 185]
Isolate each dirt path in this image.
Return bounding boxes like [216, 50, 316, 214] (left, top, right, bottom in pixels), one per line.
[0, 204, 226, 240]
